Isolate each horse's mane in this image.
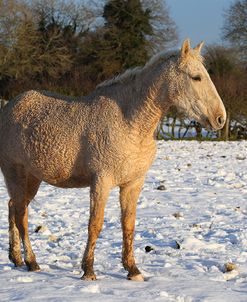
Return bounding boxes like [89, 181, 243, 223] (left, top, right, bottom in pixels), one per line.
[96, 50, 180, 89]
[96, 48, 203, 89]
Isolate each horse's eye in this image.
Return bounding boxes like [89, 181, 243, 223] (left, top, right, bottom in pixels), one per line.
[192, 75, 201, 81]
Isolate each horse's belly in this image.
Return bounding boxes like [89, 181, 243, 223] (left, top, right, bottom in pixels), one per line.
[29, 162, 91, 188]
[46, 176, 91, 188]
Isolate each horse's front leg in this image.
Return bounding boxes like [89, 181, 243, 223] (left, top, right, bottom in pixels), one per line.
[81, 176, 110, 281]
[120, 177, 145, 281]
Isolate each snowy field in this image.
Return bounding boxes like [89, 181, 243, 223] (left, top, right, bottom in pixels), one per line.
[0, 141, 247, 302]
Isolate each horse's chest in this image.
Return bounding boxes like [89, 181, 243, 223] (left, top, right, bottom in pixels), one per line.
[110, 141, 157, 184]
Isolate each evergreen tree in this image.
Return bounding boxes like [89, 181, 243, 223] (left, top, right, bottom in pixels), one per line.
[102, 0, 153, 69]
[78, 0, 178, 91]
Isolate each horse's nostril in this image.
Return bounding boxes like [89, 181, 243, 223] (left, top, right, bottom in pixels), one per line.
[216, 115, 225, 127]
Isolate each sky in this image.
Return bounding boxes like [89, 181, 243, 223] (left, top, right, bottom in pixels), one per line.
[165, 0, 233, 47]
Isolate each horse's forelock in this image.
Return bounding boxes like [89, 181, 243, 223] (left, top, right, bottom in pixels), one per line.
[179, 49, 204, 67]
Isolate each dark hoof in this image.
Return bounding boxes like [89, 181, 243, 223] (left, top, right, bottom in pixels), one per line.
[9, 254, 24, 267]
[81, 273, 97, 281]
[27, 262, 41, 272]
[14, 261, 25, 267]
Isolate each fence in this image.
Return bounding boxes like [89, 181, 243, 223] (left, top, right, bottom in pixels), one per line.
[158, 117, 218, 139]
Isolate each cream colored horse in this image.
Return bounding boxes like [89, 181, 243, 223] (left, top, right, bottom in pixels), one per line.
[0, 39, 226, 281]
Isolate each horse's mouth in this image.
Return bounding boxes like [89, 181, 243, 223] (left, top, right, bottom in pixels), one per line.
[201, 117, 222, 131]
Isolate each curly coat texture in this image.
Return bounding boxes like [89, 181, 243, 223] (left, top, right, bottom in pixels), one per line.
[0, 40, 226, 281]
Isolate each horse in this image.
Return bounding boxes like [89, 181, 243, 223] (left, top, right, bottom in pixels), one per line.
[0, 39, 226, 281]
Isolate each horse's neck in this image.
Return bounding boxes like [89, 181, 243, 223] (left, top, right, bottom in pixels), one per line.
[122, 66, 171, 138]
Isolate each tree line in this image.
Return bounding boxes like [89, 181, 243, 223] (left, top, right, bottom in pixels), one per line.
[0, 0, 177, 97]
[0, 0, 246, 140]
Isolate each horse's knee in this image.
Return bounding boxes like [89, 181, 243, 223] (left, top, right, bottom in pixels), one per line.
[87, 214, 104, 242]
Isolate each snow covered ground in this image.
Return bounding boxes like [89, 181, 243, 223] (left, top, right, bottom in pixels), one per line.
[0, 141, 247, 302]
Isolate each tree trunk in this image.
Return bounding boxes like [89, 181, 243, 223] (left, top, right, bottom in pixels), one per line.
[195, 122, 202, 139]
[171, 116, 176, 138]
[220, 110, 230, 140]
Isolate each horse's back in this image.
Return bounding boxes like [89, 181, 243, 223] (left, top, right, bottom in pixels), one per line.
[0, 90, 91, 181]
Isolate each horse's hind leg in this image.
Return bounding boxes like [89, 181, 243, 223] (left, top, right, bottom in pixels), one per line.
[4, 166, 41, 271]
[8, 199, 23, 267]
[5, 165, 26, 268]
[15, 202, 40, 271]
[16, 174, 41, 271]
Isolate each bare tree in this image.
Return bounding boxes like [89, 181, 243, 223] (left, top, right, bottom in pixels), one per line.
[0, 1, 72, 80]
[222, 0, 247, 62]
[0, 0, 96, 97]
[142, 0, 178, 52]
[30, 0, 96, 32]
[205, 45, 247, 140]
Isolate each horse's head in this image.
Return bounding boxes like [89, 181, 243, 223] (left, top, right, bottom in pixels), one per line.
[169, 39, 226, 131]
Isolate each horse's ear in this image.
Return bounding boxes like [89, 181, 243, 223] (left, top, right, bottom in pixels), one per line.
[194, 41, 204, 53]
[181, 39, 190, 58]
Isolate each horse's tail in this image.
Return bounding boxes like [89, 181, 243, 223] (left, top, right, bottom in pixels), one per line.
[0, 99, 10, 154]
[0, 99, 9, 111]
